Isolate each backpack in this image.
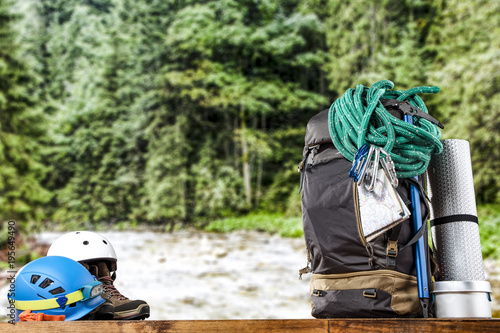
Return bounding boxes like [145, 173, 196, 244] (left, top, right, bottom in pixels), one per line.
[298, 108, 433, 318]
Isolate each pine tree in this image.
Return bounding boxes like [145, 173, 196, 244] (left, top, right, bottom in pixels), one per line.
[156, 0, 328, 219]
[18, 0, 327, 226]
[311, 0, 434, 94]
[43, 0, 190, 225]
[426, 0, 500, 204]
[39, 0, 126, 223]
[0, 0, 50, 225]
[114, 0, 194, 224]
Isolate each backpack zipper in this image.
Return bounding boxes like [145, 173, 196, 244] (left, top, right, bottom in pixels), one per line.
[298, 247, 312, 280]
[311, 269, 417, 281]
[298, 144, 321, 193]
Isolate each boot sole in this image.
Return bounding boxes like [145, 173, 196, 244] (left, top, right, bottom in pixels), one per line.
[113, 304, 150, 320]
[80, 303, 114, 320]
[95, 304, 115, 320]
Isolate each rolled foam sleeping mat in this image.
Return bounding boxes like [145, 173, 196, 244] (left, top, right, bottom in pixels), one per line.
[427, 139, 485, 281]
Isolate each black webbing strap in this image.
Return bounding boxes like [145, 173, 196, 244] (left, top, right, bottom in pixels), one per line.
[430, 214, 478, 227]
[399, 220, 427, 252]
[385, 178, 427, 269]
[395, 177, 430, 253]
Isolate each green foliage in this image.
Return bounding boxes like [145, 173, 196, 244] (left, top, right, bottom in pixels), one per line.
[42, 1, 135, 223]
[204, 212, 303, 238]
[478, 204, 500, 259]
[257, 127, 307, 214]
[313, 0, 434, 94]
[138, 116, 190, 222]
[1, 0, 499, 245]
[0, 0, 50, 227]
[151, 0, 327, 220]
[42, 0, 165, 223]
[426, 0, 500, 204]
[12, 0, 325, 226]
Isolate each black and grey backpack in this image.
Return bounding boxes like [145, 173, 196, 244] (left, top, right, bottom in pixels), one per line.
[298, 107, 433, 318]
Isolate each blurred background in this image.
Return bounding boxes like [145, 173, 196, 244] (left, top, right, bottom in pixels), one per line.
[0, 0, 499, 319]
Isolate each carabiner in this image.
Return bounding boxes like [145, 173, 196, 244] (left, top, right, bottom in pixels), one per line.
[357, 145, 375, 187]
[378, 148, 398, 188]
[349, 144, 369, 181]
[364, 147, 380, 191]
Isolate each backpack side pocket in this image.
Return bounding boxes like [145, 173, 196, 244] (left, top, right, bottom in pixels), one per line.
[310, 270, 421, 318]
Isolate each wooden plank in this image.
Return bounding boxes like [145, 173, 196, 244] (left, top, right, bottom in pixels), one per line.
[329, 318, 500, 333]
[0, 319, 329, 333]
[0, 319, 499, 333]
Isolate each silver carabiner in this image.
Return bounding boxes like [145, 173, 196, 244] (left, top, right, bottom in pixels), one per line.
[379, 148, 398, 188]
[364, 147, 380, 191]
[356, 145, 375, 187]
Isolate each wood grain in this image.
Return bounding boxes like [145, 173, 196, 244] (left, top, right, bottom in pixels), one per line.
[1, 318, 499, 333]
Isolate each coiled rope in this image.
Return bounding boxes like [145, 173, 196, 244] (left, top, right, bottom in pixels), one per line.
[328, 80, 442, 178]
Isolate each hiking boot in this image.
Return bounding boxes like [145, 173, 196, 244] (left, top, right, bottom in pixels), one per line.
[88, 262, 150, 320]
[77, 261, 114, 320]
[80, 300, 114, 320]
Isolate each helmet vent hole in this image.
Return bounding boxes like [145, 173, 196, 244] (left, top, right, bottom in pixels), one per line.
[39, 278, 54, 289]
[76, 232, 80, 234]
[83, 240, 89, 245]
[69, 302, 77, 308]
[49, 287, 66, 295]
[103, 240, 108, 245]
[30, 275, 41, 284]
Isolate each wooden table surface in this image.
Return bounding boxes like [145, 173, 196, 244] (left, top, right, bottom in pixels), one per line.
[1, 318, 500, 333]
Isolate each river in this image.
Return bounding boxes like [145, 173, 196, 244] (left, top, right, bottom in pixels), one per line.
[2, 230, 499, 320]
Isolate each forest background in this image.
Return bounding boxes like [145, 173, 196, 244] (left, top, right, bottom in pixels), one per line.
[1, 0, 499, 260]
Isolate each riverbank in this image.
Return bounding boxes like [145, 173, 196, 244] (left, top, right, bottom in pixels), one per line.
[1, 230, 312, 320]
[1, 230, 498, 320]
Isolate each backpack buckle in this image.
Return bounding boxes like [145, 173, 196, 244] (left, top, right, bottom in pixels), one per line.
[386, 240, 398, 257]
[363, 289, 377, 298]
[312, 289, 326, 297]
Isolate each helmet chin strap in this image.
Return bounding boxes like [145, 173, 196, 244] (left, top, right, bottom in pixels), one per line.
[19, 310, 66, 321]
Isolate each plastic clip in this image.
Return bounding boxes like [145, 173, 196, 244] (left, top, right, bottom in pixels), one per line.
[386, 240, 398, 257]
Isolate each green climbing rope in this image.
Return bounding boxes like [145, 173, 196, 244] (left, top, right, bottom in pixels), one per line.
[328, 80, 443, 178]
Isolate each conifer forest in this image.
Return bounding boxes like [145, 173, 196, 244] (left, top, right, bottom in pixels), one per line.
[1, 0, 499, 253]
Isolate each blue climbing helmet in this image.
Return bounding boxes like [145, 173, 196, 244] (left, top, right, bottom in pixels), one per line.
[9, 256, 105, 321]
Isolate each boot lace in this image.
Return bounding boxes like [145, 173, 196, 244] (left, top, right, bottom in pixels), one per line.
[99, 276, 129, 300]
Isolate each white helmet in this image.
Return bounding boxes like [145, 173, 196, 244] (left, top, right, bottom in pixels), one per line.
[47, 231, 117, 270]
